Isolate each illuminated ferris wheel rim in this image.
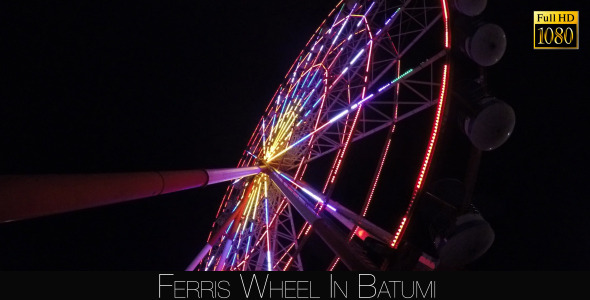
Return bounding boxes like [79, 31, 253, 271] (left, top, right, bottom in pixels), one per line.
[198, 0, 452, 271]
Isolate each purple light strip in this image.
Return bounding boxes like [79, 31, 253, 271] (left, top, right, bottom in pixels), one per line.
[264, 198, 272, 271]
[384, 8, 400, 26]
[301, 186, 324, 203]
[365, 2, 375, 15]
[261, 119, 266, 148]
[329, 109, 350, 123]
[357, 2, 375, 28]
[204, 255, 215, 271]
[278, 172, 324, 204]
[350, 48, 365, 65]
[378, 83, 391, 92]
[356, 18, 364, 28]
[330, 4, 344, 31]
[332, 17, 349, 45]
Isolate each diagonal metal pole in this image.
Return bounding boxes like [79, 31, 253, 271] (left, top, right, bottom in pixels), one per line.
[0, 166, 263, 223]
[275, 170, 394, 245]
[265, 167, 377, 271]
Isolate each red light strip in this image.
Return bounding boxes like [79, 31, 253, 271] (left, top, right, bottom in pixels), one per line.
[283, 256, 295, 271]
[328, 257, 340, 271]
[325, 18, 376, 270]
[331, 105, 362, 184]
[297, 223, 310, 239]
[391, 64, 449, 248]
[274, 243, 296, 269]
[441, 0, 450, 48]
[363, 138, 392, 216]
[330, 61, 398, 271]
[360, 61, 399, 219]
[304, 224, 313, 236]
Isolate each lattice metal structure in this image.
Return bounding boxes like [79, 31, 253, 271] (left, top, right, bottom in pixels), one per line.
[193, 0, 452, 271]
[0, 0, 510, 272]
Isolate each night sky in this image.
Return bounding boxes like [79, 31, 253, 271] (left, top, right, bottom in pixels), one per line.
[0, 1, 587, 271]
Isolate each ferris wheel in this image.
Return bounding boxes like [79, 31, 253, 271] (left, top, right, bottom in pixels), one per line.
[0, 0, 513, 271]
[186, 0, 501, 272]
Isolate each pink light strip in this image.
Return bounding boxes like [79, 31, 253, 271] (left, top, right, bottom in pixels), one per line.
[391, 64, 449, 248]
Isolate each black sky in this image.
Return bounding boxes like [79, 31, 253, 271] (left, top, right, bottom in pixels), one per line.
[0, 1, 588, 270]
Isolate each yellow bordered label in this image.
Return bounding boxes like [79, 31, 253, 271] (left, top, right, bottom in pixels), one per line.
[534, 11, 579, 49]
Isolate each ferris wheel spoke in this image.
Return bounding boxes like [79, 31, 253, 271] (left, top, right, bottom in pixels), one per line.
[276, 170, 394, 245]
[280, 49, 446, 166]
[265, 167, 377, 271]
[268, 66, 413, 163]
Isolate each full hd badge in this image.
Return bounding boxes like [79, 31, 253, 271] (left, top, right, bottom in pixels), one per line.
[534, 11, 579, 49]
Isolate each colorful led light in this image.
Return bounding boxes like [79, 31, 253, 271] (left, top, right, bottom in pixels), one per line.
[203, 0, 451, 271]
[350, 48, 365, 65]
[441, 0, 450, 48]
[384, 8, 401, 26]
[264, 198, 272, 271]
[205, 255, 215, 271]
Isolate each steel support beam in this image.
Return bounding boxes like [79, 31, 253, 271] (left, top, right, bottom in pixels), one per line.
[0, 166, 263, 223]
[265, 168, 376, 271]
